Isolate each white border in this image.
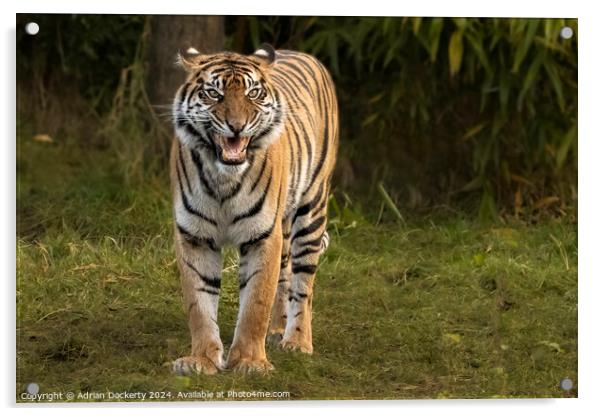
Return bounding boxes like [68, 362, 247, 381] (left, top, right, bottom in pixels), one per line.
[11, 0, 580, 17]
[3, 1, 600, 415]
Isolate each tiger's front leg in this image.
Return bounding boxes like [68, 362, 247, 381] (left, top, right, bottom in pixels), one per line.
[172, 232, 224, 375]
[226, 228, 283, 373]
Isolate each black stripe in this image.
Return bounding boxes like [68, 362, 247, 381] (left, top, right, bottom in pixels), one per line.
[292, 264, 317, 275]
[271, 75, 316, 131]
[184, 260, 221, 289]
[176, 168, 218, 226]
[276, 61, 313, 95]
[302, 57, 333, 197]
[303, 122, 329, 197]
[248, 99, 284, 149]
[292, 216, 326, 241]
[297, 235, 323, 249]
[276, 58, 320, 130]
[177, 83, 191, 106]
[209, 66, 230, 75]
[239, 180, 283, 256]
[239, 269, 260, 290]
[197, 57, 221, 70]
[178, 145, 193, 194]
[293, 183, 324, 225]
[250, 154, 268, 192]
[303, 114, 329, 198]
[290, 125, 304, 196]
[281, 252, 290, 269]
[188, 301, 197, 313]
[286, 109, 311, 177]
[177, 223, 219, 252]
[246, 112, 260, 131]
[190, 150, 218, 199]
[196, 287, 220, 296]
[220, 181, 243, 204]
[311, 190, 329, 217]
[300, 125, 313, 183]
[292, 246, 321, 259]
[240, 222, 275, 257]
[232, 174, 272, 224]
[182, 122, 214, 149]
[285, 54, 322, 89]
[205, 59, 259, 73]
[220, 157, 254, 203]
[183, 83, 196, 105]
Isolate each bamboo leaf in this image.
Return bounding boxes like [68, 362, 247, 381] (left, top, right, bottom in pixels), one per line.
[499, 70, 510, 113]
[459, 176, 484, 193]
[461, 123, 486, 142]
[533, 196, 560, 210]
[465, 31, 492, 75]
[428, 18, 444, 62]
[517, 52, 544, 110]
[543, 58, 566, 112]
[377, 182, 405, 225]
[555, 124, 577, 171]
[448, 29, 464, 76]
[512, 19, 540, 73]
[412, 17, 422, 35]
[362, 113, 379, 128]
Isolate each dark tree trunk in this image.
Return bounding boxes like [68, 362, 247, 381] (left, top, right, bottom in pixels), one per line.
[146, 15, 225, 108]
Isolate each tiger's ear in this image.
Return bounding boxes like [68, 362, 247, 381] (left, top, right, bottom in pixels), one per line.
[252, 43, 276, 65]
[176, 47, 206, 72]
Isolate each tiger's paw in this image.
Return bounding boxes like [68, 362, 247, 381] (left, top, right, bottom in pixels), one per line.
[266, 331, 284, 346]
[172, 355, 221, 376]
[227, 357, 275, 374]
[279, 336, 313, 354]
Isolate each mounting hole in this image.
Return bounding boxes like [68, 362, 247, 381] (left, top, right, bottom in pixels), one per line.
[25, 22, 39, 36]
[560, 378, 573, 391]
[560, 26, 573, 40]
[26, 382, 40, 395]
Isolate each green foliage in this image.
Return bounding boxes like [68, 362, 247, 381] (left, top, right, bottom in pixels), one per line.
[17, 14, 145, 111]
[243, 16, 578, 221]
[100, 18, 172, 184]
[17, 15, 578, 220]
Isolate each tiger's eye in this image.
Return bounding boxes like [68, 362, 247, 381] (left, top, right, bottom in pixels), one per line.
[247, 88, 261, 100]
[205, 88, 221, 100]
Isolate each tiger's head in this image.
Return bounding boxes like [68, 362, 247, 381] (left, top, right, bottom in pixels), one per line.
[173, 44, 284, 166]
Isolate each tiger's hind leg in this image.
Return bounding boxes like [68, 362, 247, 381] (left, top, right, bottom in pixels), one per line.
[280, 203, 328, 354]
[267, 217, 293, 345]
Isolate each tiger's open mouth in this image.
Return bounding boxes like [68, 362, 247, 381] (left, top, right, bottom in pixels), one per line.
[214, 134, 252, 165]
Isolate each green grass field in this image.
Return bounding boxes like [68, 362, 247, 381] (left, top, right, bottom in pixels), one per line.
[16, 135, 577, 401]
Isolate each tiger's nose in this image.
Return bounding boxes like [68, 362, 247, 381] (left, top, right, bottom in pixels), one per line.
[226, 121, 246, 135]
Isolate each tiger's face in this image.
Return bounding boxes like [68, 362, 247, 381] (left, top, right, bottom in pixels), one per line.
[173, 49, 284, 166]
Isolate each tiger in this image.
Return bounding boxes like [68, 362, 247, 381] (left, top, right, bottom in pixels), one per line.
[169, 43, 339, 374]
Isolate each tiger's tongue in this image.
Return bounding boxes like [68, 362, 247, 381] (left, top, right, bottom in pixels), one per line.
[220, 136, 251, 163]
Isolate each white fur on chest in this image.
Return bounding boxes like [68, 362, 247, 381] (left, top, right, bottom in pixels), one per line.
[175, 156, 280, 249]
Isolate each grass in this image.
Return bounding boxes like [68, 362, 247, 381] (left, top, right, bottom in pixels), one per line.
[16, 133, 577, 402]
